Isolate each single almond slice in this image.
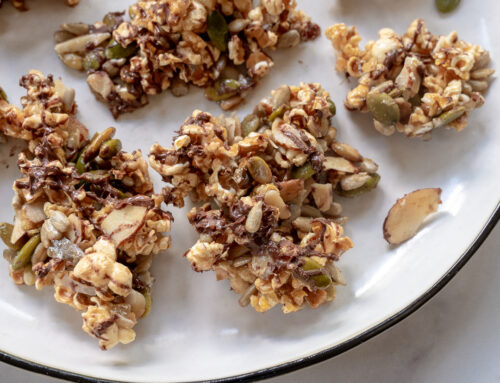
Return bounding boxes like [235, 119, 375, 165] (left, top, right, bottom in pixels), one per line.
[383, 188, 442, 245]
[100, 205, 147, 247]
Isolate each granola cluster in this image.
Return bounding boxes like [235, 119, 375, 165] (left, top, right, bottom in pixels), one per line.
[54, 0, 320, 117]
[0, 71, 171, 350]
[326, 19, 494, 138]
[0, 0, 80, 11]
[149, 83, 380, 313]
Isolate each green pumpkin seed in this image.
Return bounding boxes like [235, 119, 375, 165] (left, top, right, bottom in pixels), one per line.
[336, 173, 380, 198]
[207, 10, 229, 52]
[0, 222, 24, 250]
[437, 107, 465, 127]
[12, 234, 40, 271]
[241, 114, 260, 136]
[205, 83, 233, 101]
[99, 139, 122, 159]
[366, 93, 400, 126]
[76, 128, 116, 173]
[291, 162, 315, 180]
[328, 99, 336, 116]
[142, 288, 152, 318]
[436, 0, 460, 13]
[102, 13, 118, 29]
[105, 39, 138, 60]
[247, 156, 272, 184]
[268, 105, 289, 122]
[302, 257, 331, 289]
[83, 51, 102, 71]
[0, 87, 7, 102]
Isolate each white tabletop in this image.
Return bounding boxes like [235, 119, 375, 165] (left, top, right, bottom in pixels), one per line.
[1, 223, 498, 383]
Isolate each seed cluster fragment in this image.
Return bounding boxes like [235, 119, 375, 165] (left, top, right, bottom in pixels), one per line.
[326, 19, 494, 138]
[54, 0, 320, 118]
[0, 71, 172, 350]
[149, 83, 380, 313]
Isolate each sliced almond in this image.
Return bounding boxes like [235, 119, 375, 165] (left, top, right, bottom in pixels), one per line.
[383, 188, 442, 245]
[100, 205, 147, 247]
[324, 156, 358, 173]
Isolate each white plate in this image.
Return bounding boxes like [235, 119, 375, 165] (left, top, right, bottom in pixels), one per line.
[0, 1, 498, 382]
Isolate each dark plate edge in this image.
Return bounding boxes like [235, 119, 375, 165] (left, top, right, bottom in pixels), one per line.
[1, 203, 499, 383]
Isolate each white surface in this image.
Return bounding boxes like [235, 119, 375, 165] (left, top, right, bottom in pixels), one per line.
[1, 225, 498, 383]
[0, 0, 498, 382]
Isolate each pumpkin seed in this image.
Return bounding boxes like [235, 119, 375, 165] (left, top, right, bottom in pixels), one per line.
[247, 156, 272, 184]
[0, 222, 24, 250]
[105, 39, 138, 60]
[207, 10, 229, 52]
[291, 162, 315, 180]
[12, 234, 40, 271]
[302, 257, 331, 289]
[241, 114, 260, 136]
[436, 0, 460, 13]
[366, 92, 400, 125]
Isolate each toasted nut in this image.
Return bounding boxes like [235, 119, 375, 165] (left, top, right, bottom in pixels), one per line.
[54, 30, 76, 44]
[101, 204, 147, 247]
[60, 54, 84, 71]
[292, 216, 312, 232]
[324, 156, 358, 173]
[61, 23, 90, 36]
[337, 173, 380, 197]
[332, 142, 361, 162]
[247, 156, 272, 184]
[340, 173, 372, 191]
[55, 33, 110, 55]
[271, 85, 291, 108]
[359, 158, 379, 173]
[264, 190, 290, 219]
[87, 71, 114, 100]
[279, 179, 304, 202]
[277, 29, 301, 48]
[12, 234, 40, 271]
[471, 68, 495, 80]
[311, 183, 333, 212]
[228, 18, 250, 33]
[245, 201, 263, 233]
[366, 92, 400, 126]
[220, 95, 243, 110]
[301, 205, 322, 218]
[383, 188, 442, 244]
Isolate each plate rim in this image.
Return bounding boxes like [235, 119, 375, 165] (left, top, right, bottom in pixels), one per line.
[1, 203, 498, 383]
